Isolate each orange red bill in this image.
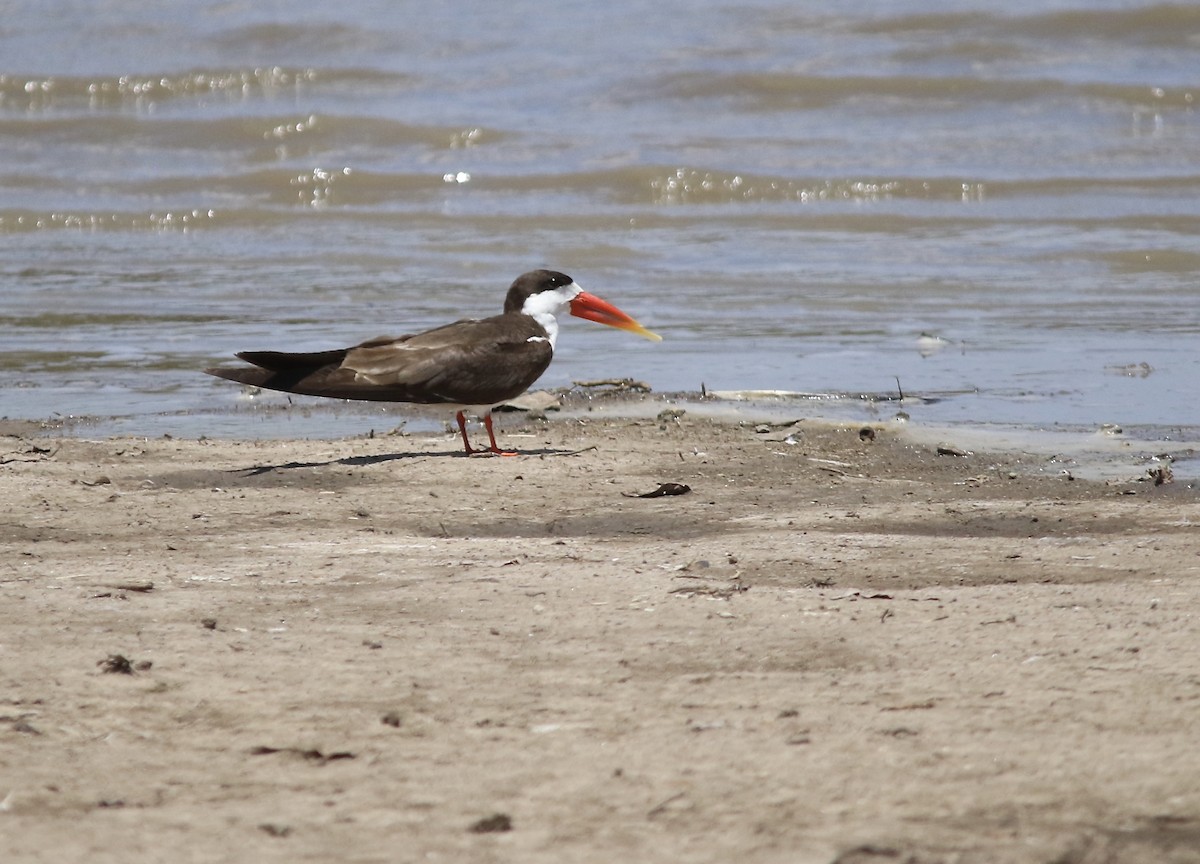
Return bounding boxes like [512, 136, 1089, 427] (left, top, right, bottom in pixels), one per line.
[569, 291, 662, 342]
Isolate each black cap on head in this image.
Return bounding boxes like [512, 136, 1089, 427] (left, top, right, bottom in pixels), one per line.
[504, 269, 575, 313]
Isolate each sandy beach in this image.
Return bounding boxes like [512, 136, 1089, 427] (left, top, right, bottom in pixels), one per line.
[2, 411, 1199, 863]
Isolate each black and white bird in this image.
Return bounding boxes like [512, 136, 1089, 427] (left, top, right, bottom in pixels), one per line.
[205, 269, 660, 454]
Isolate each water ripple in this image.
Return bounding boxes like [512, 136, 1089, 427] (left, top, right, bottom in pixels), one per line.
[0, 67, 409, 111]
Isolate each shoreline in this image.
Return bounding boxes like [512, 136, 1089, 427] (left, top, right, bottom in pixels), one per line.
[6, 387, 1198, 484]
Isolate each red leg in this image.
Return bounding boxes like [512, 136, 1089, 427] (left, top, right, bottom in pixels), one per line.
[455, 411, 476, 454]
[482, 413, 518, 456]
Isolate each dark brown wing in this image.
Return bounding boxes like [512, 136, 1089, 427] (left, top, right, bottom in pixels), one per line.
[205, 314, 554, 405]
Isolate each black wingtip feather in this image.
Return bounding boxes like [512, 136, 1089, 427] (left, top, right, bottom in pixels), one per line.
[235, 348, 350, 371]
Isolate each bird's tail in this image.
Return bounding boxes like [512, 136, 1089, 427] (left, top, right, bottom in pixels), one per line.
[204, 348, 349, 392]
[234, 349, 350, 371]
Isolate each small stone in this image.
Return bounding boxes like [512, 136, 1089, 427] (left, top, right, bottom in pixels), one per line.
[468, 813, 513, 833]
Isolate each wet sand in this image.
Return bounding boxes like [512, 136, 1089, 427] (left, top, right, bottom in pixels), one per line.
[2, 414, 1199, 863]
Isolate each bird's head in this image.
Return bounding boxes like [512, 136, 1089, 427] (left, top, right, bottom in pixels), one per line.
[508, 269, 661, 342]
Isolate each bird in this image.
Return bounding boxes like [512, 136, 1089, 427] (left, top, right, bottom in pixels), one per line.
[205, 269, 661, 455]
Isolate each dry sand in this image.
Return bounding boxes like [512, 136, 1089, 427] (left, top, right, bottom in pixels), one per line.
[2, 412, 1199, 863]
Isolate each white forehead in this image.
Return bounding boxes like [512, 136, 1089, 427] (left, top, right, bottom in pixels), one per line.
[521, 280, 582, 318]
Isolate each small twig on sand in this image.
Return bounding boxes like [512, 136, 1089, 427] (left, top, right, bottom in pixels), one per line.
[647, 792, 686, 818]
[573, 378, 651, 392]
[98, 582, 155, 593]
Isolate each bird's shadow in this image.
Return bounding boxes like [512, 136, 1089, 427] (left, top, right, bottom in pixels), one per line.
[235, 445, 593, 475]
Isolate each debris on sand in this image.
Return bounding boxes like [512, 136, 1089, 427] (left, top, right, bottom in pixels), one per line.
[468, 813, 513, 833]
[623, 482, 691, 498]
[98, 654, 135, 674]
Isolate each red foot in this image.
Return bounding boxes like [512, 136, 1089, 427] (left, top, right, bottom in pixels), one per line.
[455, 411, 519, 456]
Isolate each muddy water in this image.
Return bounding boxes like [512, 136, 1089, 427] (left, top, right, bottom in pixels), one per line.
[2, 2, 1198, 439]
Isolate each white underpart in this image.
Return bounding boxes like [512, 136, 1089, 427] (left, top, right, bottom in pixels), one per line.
[520, 281, 582, 350]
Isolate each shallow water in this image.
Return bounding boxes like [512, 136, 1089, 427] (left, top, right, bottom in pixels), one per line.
[2, 1, 1198, 437]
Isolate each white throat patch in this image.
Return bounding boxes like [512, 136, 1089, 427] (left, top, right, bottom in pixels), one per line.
[520, 281, 581, 350]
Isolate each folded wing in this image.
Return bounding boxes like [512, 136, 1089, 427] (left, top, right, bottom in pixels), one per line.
[206, 316, 554, 405]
